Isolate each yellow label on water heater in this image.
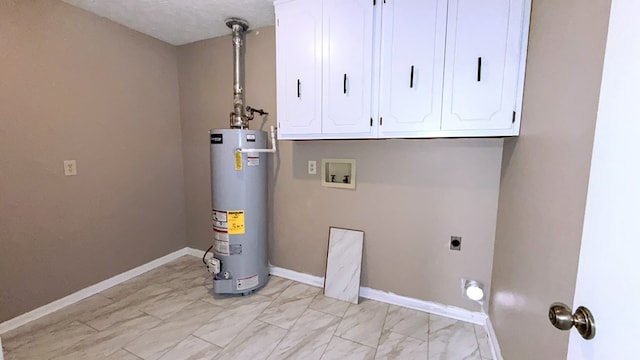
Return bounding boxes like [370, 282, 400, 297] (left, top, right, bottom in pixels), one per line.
[228, 210, 245, 234]
[235, 151, 242, 171]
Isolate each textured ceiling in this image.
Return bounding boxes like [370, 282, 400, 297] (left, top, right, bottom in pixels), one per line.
[61, 0, 276, 45]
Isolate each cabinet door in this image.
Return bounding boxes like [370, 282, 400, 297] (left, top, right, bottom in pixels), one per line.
[441, 0, 524, 131]
[322, 0, 375, 136]
[378, 0, 447, 136]
[275, 0, 322, 137]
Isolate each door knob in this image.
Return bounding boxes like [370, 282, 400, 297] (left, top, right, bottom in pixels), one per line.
[548, 302, 596, 340]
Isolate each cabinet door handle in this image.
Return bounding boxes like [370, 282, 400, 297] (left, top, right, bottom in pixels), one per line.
[410, 65, 415, 88]
[477, 57, 482, 82]
[297, 79, 301, 98]
[343, 73, 347, 94]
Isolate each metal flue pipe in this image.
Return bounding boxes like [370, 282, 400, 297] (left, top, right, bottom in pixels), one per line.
[226, 18, 250, 129]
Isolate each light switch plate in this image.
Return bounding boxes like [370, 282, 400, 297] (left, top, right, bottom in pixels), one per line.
[64, 160, 77, 176]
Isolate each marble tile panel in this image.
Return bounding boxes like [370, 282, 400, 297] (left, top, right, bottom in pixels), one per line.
[84, 284, 173, 330]
[474, 324, 493, 359]
[374, 331, 428, 360]
[258, 283, 320, 329]
[0, 294, 111, 351]
[309, 294, 350, 318]
[320, 336, 375, 360]
[157, 335, 222, 360]
[124, 300, 224, 360]
[161, 266, 209, 290]
[100, 269, 172, 301]
[383, 305, 429, 341]
[54, 312, 161, 360]
[215, 320, 287, 360]
[3, 321, 97, 360]
[429, 315, 481, 360]
[105, 349, 143, 359]
[139, 285, 210, 320]
[334, 299, 388, 348]
[324, 228, 364, 304]
[268, 309, 340, 360]
[192, 294, 273, 347]
[256, 275, 294, 298]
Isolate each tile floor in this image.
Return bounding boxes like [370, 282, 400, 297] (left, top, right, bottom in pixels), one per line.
[1, 256, 492, 359]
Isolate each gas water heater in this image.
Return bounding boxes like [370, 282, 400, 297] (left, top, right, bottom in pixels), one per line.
[208, 18, 275, 295]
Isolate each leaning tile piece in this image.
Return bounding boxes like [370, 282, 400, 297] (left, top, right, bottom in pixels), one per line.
[324, 227, 364, 304]
[429, 315, 481, 360]
[268, 309, 340, 360]
[215, 320, 287, 360]
[320, 336, 375, 360]
[158, 335, 222, 360]
[334, 300, 388, 348]
[374, 331, 428, 360]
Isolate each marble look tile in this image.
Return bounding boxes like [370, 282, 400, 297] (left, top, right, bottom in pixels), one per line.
[55, 312, 161, 360]
[334, 300, 388, 348]
[192, 294, 273, 347]
[320, 336, 375, 360]
[258, 283, 320, 329]
[105, 349, 143, 359]
[3, 321, 97, 360]
[474, 324, 493, 359]
[124, 300, 224, 360]
[268, 309, 340, 360]
[324, 228, 364, 304]
[256, 275, 293, 298]
[429, 315, 481, 360]
[139, 285, 210, 320]
[85, 284, 173, 330]
[309, 294, 350, 318]
[374, 331, 428, 360]
[383, 305, 429, 341]
[158, 335, 222, 360]
[0, 294, 111, 351]
[215, 320, 287, 360]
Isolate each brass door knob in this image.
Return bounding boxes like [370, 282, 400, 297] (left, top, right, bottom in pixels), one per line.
[548, 302, 596, 340]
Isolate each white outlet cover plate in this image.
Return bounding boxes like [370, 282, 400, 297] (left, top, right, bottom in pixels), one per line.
[308, 160, 317, 175]
[63, 160, 77, 176]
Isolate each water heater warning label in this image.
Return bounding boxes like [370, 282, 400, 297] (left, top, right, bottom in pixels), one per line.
[213, 228, 230, 256]
[235, 152, 242, 171]
[237, 274, 259, 291]
[228, 211, 245, 234]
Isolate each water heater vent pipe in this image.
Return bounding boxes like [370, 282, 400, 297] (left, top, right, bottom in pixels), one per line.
[227, 18, 250, 129]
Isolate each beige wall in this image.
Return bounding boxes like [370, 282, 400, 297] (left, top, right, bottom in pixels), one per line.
[178, 27, 504, 310]
[0, 1, 186, 322]
[489, 0, 611, 358]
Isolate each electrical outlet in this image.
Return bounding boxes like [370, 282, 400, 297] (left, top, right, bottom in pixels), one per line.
[63, 160, 77, 176]
[308, 160, 317, 175]
[450, 236, 462, 251]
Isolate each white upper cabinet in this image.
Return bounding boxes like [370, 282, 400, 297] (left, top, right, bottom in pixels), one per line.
[274, 0, 531, 139]
[322, 0, 375, 137]
[275, 0, 322, 137]
[441, 0, 527, 133]
[378, 0, 448, 137]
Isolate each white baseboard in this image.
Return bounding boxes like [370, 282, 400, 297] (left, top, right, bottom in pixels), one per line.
[486, 316, 503, 360]
[267, 265, 487, 325]
[0, 247, 191, 334]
